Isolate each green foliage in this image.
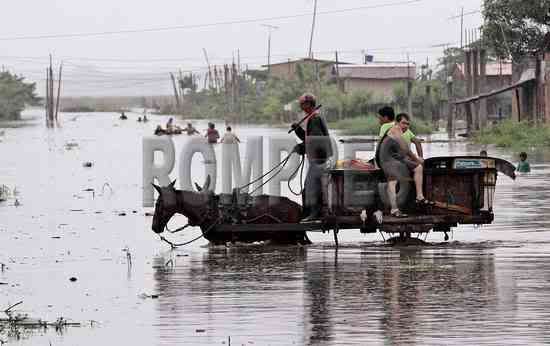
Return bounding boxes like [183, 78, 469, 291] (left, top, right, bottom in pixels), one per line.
[329, 116, 381, 135]
[483, 0, 550, 61]
[175, 61, 440, 125]
[474, 120, 550, 149]
[392, 79, 445, 117]
[0, 71, 40, 120]
[330, 115, 435, 136]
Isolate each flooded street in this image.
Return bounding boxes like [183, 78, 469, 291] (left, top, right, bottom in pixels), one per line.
[1, 110, 550, 345]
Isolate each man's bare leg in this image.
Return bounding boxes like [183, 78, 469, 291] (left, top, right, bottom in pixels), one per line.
[413, 165, 425, 200]
[387, 180, 399, 213]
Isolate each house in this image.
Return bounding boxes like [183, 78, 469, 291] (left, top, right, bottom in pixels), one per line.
[335, 63, 417, 99]
[453, 61, 513, 90]
[452, 61, 514, 119]
[263, 58, 347, 81]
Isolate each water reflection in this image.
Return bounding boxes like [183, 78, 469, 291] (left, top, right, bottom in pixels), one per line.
[4, 111, 550, 345]
[151, 243, 531, 345]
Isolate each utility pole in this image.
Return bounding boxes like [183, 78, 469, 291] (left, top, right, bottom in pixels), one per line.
[407, 53, 413, 118]
[460, 7, 464, 49]
[261, 24, 279, 75]
[308, 0, 318, 58]
[202, 48, 213, 89]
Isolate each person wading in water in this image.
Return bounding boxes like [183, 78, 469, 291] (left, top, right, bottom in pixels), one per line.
[291, 93, 333, 223]
[205, 122, 220, 144]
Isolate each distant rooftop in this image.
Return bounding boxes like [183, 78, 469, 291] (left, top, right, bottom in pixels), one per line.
[337, 62, 417, 80]
[262, 57, 350, 67]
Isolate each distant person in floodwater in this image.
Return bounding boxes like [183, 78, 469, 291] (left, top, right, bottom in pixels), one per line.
[166, 118, 174, 133]
[119, 111, 127, 120]
[479, 150, 488, 157]
[517, 152, 531, 173]
[184, 123, 199, 135]
[220, 126, 241, 144]
[143, 115, 148, 122]
[206, 123, 220, 144]
[154, 125, 166, 136]
[138, 117, 142, 122]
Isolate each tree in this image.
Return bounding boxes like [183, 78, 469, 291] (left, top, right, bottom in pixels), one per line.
[483, 0, 550, 61]
[0, 71, 40, 120]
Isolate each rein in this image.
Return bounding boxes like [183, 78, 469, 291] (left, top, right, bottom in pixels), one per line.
[160, 214, 221, 249]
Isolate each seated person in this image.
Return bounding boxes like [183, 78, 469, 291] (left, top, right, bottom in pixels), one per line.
[376, 122, 432, 217]
[396, 113, 423, 158]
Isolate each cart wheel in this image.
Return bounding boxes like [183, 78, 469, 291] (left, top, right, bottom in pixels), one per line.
[444, 232, 449, 241]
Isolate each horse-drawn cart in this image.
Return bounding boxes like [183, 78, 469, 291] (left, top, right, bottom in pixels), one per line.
[151, 156, 516, 246]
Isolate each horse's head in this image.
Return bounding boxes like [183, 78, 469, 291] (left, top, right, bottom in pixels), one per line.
[152, 180, 178, 233]
[151, 176, 212, 234]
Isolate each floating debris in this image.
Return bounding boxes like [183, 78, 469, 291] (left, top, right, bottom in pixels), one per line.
[137, 293, 161, 299]
[0, 304, 82, 343]
[64, 142, 79, 150]
[82, 162, 93, 168]
[83, 188, 95, 198]
[69, 277, 77, 282]
[0, 185, 10, 202]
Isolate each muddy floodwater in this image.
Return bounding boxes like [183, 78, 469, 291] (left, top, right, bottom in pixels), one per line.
[1, 110, 550, 345]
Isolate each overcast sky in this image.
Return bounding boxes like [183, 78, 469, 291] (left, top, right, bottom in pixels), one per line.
[1, 0, 483, 96]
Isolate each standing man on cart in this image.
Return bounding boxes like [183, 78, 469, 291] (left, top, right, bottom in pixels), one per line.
[291, 93, 333, 223]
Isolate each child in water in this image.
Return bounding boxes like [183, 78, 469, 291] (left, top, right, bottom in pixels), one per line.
[517, 152, 531, 173]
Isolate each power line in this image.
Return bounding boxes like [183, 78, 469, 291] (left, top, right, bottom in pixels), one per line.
[448, 9, 480, 20]
[0, 0, 422, 41]
[0, 41, 453, 67]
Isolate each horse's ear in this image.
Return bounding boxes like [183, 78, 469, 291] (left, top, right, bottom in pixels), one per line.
[202, 175, 211, 191]
[194, 182, 203, 192]
[169, 180, 177, 189]
[152, 183, 162, 194]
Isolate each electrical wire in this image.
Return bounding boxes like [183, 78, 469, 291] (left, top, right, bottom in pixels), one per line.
[0, 0, 422, 41]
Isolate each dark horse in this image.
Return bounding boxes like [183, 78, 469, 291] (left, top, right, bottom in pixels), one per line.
[151, 177, 310, 245]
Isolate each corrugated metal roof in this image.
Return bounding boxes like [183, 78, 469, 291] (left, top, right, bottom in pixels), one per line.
[337, 64, 416, 80]
[262, 57, 350, 68]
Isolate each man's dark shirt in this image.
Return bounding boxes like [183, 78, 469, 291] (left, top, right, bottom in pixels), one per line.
[294, 112, 332, 162]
